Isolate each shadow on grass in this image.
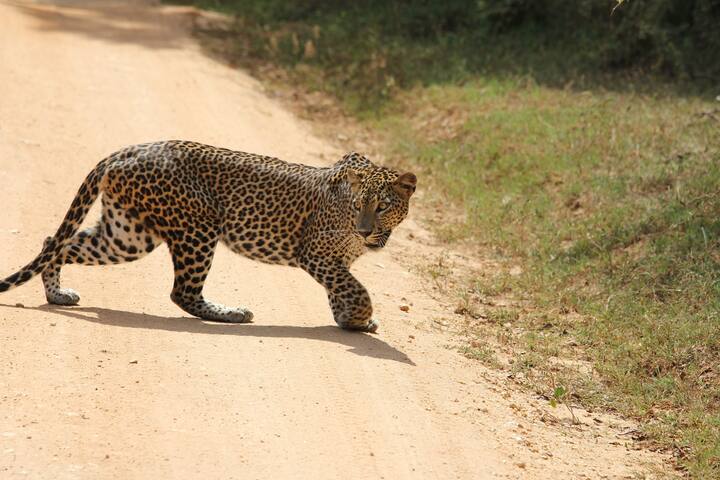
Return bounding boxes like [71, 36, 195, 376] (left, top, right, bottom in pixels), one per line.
[0, 303, 415, 365]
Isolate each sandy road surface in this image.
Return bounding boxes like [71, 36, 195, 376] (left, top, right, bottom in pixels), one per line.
[0, 1, 670, 479]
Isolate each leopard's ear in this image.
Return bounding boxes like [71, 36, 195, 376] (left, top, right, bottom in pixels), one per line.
[392, 172, 417, 199]
[342, 151, 359, 162]
[346, 169, 363, 194]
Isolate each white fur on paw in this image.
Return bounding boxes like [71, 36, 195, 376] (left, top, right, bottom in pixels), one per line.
[47, 288, 80, 306]
[202, 306, 253, 323]
[366, 318, 380, 333]
[341, 318, 380, 333]
[224, 308, 254, 323]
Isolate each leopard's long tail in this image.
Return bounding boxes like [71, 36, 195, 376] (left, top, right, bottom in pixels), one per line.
[0, 158, 110, 293]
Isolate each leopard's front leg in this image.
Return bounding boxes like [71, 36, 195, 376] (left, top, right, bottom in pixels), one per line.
[300, 258, 379, 333]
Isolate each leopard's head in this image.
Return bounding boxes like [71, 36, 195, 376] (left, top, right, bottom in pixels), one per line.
[347, 167, 417, 250]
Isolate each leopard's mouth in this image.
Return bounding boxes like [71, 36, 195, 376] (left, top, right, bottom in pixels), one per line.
[365, 231, 391, 250]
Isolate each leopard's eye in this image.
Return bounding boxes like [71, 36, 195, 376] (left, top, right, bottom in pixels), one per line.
[353, 199, 362, 211]
[377, 201, 389, 212]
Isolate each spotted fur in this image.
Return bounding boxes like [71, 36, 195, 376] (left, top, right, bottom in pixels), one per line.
[0, 141, 416, 332]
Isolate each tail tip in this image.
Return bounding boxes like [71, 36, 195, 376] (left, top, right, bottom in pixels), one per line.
[0, 282, 10, 293]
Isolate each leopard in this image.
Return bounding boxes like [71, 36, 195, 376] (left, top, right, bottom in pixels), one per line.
[0, 141, 416, 333]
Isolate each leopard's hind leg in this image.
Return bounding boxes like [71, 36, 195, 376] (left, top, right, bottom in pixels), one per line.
[42, 199, 161, 305]
[167, 227, 253, 323]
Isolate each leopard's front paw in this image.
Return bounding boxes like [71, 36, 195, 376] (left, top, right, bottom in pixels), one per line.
[340, 318, 379, 333]
[365, 318, 379, 333]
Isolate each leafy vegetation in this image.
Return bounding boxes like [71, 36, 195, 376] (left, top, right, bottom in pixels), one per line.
[169, 0, 720, 476]
[382, 84, 720, 476]
[173, 0, 718, 109]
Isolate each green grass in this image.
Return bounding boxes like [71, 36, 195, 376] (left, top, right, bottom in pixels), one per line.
[167, 0, 715, 111]
[380, 83, 720, 477]
[168, 1, 720, 475]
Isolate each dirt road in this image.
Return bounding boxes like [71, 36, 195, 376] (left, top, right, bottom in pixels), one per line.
[0, 1, 669, 479]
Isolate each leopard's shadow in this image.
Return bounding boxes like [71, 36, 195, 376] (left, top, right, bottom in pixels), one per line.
[3, 304, 415, 365]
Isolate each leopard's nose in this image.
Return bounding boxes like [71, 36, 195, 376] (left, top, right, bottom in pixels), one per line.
[358, 228, 373, 238]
